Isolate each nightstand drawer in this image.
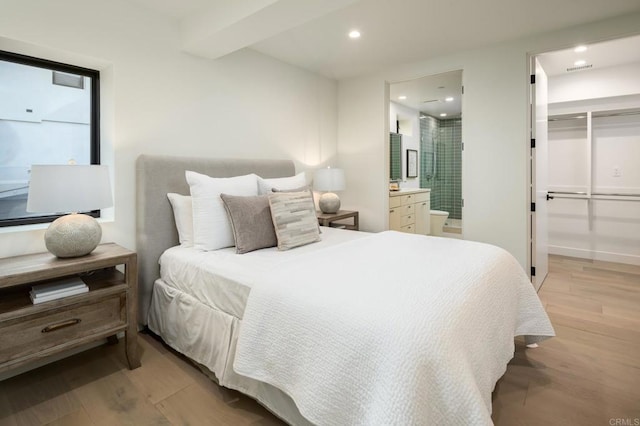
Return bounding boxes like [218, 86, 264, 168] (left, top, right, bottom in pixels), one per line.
[0, 294, 125, 365]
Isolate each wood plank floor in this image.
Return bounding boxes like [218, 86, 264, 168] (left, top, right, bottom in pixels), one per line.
[0, 254, 638, 425]
[492, 255, 640, 426]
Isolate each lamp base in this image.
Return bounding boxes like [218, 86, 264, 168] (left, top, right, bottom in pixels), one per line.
[319, 192, 341, 214]
[45, 213, 102, 258]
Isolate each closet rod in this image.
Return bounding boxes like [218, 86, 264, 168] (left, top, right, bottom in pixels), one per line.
[549, 191, 640, 197]
[548, 116, 587, 122]
[593, 192, 640, 197]
[548, 191, 587, 195]
[548, 191, 640, 202]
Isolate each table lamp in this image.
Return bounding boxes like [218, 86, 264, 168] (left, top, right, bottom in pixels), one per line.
[314, 167, 346, 214]
[26, 164, 113, 258]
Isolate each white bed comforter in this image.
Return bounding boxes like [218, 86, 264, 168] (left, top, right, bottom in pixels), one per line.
[234, 231, 554, 426]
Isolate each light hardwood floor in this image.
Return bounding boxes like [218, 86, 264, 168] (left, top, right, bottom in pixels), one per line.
[493, 255, 640, 425]
[0, 255, 638, 425]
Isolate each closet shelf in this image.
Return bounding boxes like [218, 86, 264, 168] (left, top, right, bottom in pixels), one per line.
[549, 107, 640, 121]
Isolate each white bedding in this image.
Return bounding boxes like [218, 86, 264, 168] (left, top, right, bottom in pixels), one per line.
[159, 227, 368, 319]
[234, 231, 555, 425]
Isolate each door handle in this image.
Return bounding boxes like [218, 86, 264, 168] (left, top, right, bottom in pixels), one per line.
[546, 193, 554, 201]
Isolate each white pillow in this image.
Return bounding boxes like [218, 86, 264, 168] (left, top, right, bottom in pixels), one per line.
[167, 193, 193, 247]
[186, 171, 259, 251]
[257, 172, 306, 195]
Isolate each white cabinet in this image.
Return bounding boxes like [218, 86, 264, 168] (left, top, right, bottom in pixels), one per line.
[389, 189, 430, 235]
[389, 195, 402, 231]
[415, 192, 431, 235]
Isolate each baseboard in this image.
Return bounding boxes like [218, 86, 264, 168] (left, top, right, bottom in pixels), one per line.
[441, 231, 463, 239]
[548, 245, 640, 266]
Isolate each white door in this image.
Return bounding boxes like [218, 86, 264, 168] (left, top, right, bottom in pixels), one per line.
[531, 57, 549, 290]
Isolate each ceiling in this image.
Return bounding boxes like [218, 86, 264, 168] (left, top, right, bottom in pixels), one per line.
[390, 70, 463, 119]
[537, 34, 640, 76]
[127, 0, 640, 80]
[390, 34, 640, 119]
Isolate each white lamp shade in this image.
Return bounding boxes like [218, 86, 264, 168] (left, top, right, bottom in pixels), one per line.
[314, 168, 346, 192]
[27, 165, 113, 213]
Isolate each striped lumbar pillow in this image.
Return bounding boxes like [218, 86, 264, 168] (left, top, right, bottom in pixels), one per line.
[268, 191, 320, 250]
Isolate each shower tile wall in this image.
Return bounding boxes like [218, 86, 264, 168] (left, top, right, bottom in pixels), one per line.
[419, 116, 440, 208]
[419, 116, 462, 220]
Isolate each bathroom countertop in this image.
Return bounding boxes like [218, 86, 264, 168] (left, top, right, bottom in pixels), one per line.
[389, 188, 430, 196]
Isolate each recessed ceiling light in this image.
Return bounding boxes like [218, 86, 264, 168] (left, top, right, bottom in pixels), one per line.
[348, 30, 361, 39]
[439, 113, 447, 117]
[445, 97, 454, 102]
[398, 95, 407, 100]
[574, 59, 586, 66]
[574, 45, 587, 53]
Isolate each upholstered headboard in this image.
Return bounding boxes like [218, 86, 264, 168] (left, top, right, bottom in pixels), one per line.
[135, 154, 296, 324]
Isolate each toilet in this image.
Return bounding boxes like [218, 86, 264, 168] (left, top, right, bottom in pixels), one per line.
[430, 210, 449, 236]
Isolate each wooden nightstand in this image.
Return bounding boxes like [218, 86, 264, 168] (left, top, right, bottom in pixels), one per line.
[0, 243, 141, 374]
[317, 210, 359, 231]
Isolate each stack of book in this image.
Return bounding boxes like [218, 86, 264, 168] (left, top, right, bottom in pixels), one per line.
[30, 278, 88, 304]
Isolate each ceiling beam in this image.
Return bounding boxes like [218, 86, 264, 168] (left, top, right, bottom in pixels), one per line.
[180, 0, 360, 60]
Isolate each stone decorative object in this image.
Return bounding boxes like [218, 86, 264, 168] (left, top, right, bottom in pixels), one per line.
[45, 213, 102, 258]
[319, 192, 341, 214]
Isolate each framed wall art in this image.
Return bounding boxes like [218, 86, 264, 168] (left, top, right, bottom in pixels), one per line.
[406, 149, 418, 178]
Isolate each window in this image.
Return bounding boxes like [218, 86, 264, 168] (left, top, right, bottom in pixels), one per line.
[0, 50, 100, 227]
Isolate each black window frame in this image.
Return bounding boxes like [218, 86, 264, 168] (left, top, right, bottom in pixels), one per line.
[0, 50, 100, 227]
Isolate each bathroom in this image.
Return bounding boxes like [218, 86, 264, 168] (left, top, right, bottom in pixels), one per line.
[389, 70, 463, 237]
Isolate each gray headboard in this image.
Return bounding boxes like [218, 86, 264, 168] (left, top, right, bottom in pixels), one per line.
[135, 154, 296, 324]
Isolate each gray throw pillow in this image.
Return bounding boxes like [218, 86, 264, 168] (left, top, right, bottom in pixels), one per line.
[268, 191, 321, 250]
[220, 194, 277, 254]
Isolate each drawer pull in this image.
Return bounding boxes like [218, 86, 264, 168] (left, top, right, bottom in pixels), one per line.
[42, 318, 81, 333]
[390, 209, 395, 213]
[422, 202, 427, 206]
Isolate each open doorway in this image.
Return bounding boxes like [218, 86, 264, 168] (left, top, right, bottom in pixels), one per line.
[529, 34, 640, 290]
[389, 70, 463, 238]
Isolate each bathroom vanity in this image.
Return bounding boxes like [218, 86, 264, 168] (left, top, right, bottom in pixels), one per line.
[389, 189, 430, 234]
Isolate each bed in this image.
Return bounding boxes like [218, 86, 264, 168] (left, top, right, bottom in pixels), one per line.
[136, 154, 555, 426]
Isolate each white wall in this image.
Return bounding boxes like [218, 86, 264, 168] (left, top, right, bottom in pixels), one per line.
[337, 76, 388, 232]
[549, 62, 640, 104]
[388, 101, 420, 188]
[338, 12, 640, 268]
[0, 0, 338, 258]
